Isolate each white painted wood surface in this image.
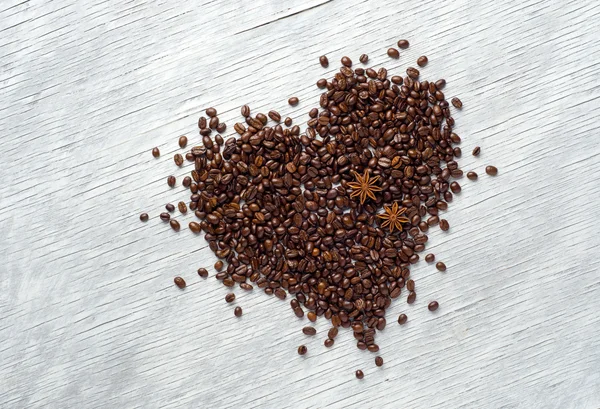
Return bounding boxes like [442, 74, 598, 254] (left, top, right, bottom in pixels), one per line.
[1, 0, 600, 407]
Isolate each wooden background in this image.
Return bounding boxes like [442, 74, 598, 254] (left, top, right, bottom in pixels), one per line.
[1, 0, 599, 408]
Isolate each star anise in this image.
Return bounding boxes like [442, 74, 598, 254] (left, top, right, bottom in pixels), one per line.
[377, 202, 410, 233]
[347, 169, 382, 204]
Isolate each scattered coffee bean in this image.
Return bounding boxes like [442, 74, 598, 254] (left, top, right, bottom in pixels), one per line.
[341, 56, 352, 67]
[284, 117, 292, 126]
[167, 176, 176, 187]
[225, 293, 235, 303]
[436, 262, 447, 272]
[398, 314, 408, 325]
[472, 146, 481, 156]
[174, 154, 183, 167]
[268, 110, 281, 122]
[241, 105, 250, 117]
[439, 219, 450, 231]
[169, 219, 180, 231]
[178, 201, 187, 213]
[467, 171, 478, 180]
[197, 268, 208, 278]
[307, 312, 317, 322]
[450, 182, 461, 193]
[234, 306, 243, 317]
[328, 327, 339, 339]
[387, 48, 400, 59]
[428, 301, 439, 311]
[298, 345, 307, 355]
[174, 276, 186, 289]
[160, 212, 171, 221]
[451, 97, 463, 109]
[407, 292, 416, 304]
[397, 39, 409, 48]
[189, 222, 201, 233]
[165, 203, 175, 212]
[215, 260, 224, 271]
[375, 356, 384, 367]
[178, 136, 188, 148]
[139, 213, 149, 222]
[288, 97, 299, 106]
[302, 327, 317, 336]
[316, 78, 327, 88]
[355, 370, 364, 379]
[205, 107, 217, 117]
[359, 54, 368, 63]
[324, 338, 334, 347]
[417, 55, 428, 67]
[319, 55, 329, 67]
[152, 147, 160, 158]
[425, 253, 435, 263]
[486, 166, 498, 176]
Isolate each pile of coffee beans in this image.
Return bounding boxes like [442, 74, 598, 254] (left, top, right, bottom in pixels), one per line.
[142, 41, 498, 378]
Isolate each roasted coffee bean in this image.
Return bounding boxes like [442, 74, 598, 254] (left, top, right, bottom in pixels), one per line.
[387, 48, 400, 58]
[398, 314, 408, 325]
[439, 219, 449, 231]
[451, 97, 463, 109]
[341, 56, 352, 67]
[178, 201, 187, 213]
[417, 55, 428, 67]
[436, 262, 447, 272]
[241, 105, 250, 117]
[355, 370, 364, 379]
[205, 107, 217, 117]
[169, 219, 180, 231]
[375, 356, 384, 367]
[359, 54, 368, 63]
[307, 312, 317, 322]
[486, 165, 498, 176]
[317, 78, 327, 88]
[215, 260, 224, 271]
[240, 283, 253, 291]
[234, 306, 243, 317]
[160, 212, 171, 221]
[298, 345, 307, 355]
[165, 203, 175, 212]
[324, 338, 334, 347]
[178, 136, 188, 148]
[450, 182, 461, 193]
[428, 301, 439, 311]
[174, 277, 186, 289]
[472, 146, 481, 156]
[319, 55, 329, 67]
[288, 97, 299, 106]
[173, 154, 183, 166]
[268, 110, 281, 122]
[407, 292, 416, 304]
[302, 327, 317, 336]
[425, 253, 435, 263]
[152, 147, 160, 158]
[467, 171, 478, 180]
[397, 39, 409, 48]
[139, 213, 149, 222]
[284, 117, 292, 126]
[225, 293, 235, 303]
[182, 176, 192, 188]
[189, 222, 201, 233]
[197, 268, 208, 278]
[167, 176, 176, 187]
[328, 327, 339, 339]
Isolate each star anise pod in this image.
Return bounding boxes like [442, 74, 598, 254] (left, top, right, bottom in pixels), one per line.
[347, 169, 382, 204]
[377, 202, 410, 233]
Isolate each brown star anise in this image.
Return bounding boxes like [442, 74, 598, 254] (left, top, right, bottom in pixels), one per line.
[347, 169, 382, 204]
[377, 202, 410, 233]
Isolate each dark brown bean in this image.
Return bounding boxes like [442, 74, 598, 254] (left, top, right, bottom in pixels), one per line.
[467, 171, 478, 180]
[375, 356, 384, 367]
[450, 182, 461, 193]
[317, 78, 327, 88]
[307, 312, 317, 322]
[298, 345, 307, 355]
[160, 212, 171, 221]
[189, 222, 201, 233]
[319, 55, 329, 67]
[225, 293, 236, 303]
[355, 370, 364, 379]
[472, 146, 481, 156]
[324, 338, 334, 347]
[167, 176, 176, 187]
[284, 117, 292, 126]
[169, 219, 180, 231]
[328, 327, 339, 339]
[425, 253, 435, 263]
[397, 39, 409, 48]
[302, 327, 316, 336]
[451, 97, 463, 109]
[234, 306, 243, 317]
[165, 203, 175, 212]
[241, 104, 250, 117]
[152, 147, 160, 158]
[174, 277, 186, 289]
[268, 110, 281, 122]
[205, 107, 217, 117]
[178, 136, 188, 148]
[215, 260, 224, 271]
[486, 166, 498, 176]
[341, 56, 352, 67]
[139, 213, 148, 222]
[359, 54, 368, 63]
[398, 314, 408, 325]
[428, 301, 439, 311]
[439, 219, 449, 231]
[288, 97, 299, 106]
[436, 262, 447, 272]
[407, 292, 416, 304]
[387, 48, 400, 59]
[197, 268, 208, 278]
[178, 201, 187, 213]
[417, 55, 428, 67]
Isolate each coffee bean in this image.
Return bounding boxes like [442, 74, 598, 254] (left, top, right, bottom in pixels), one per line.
[284, 117, 292, 126]
[439, 219, 449, 231]
[319, 55, 329, 67]
[467, 171, 478, 180]
[486, 166, 498, 176]
[317, 78, 327, 88]
[451, 97, 463, 109]
[206, 107, 217, 117]
[139, 213, 149, 222]
[215, 260, 224, 271]
[178, 201, 187, 213]
[189, 222, 201, 233]
[450, 182, 461, 193]
[375, 356, 384, 367]
[428, 301, 439, 311]
[397, 39, 409, 48]
[165, 203, 175, 212]
[341, 56, 352, 67]
[178, 136, 188, 148]
[288, 97, 299, 106]
[152, 147, 160, 158]
[355, 370, 364, 379]
[298, 345, 307, 355]
[359, 54, 368, 63]
[425, 253, 435, 263]
[417, 55, 428, 67]
[167, 176, 176, 187]
[328, 327, 339, 339]
[398, 314, 407, 325]
[160, 212, 171, 221]
[302, 327, 317, 336]
[268, 110, 281, 122]
[407, 292, 416, 304]
[241, 105, 250, 117]
[324, 338, 334, 347]
[406, 279, 415, 292]
[169, 219, 180, 231]
[406, 67, 419, 79]
[174, 277, 186, 289]
[174, 154, 183, 167]
[197, 268, 208, 278]
[225, 293, 236, 303]
[472, 146, 481, 156]
[436, 262, 447, 272]
[240, 283, 253, 291]
[234, 306, 243, 317]
[387, 48, 400, 59]
[307, 312, 317, 322]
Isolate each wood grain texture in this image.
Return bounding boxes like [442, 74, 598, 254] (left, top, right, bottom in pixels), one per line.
[1, 0, 600, 407]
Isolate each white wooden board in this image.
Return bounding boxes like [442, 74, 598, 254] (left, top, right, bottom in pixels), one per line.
[1, 0, 600, 407]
